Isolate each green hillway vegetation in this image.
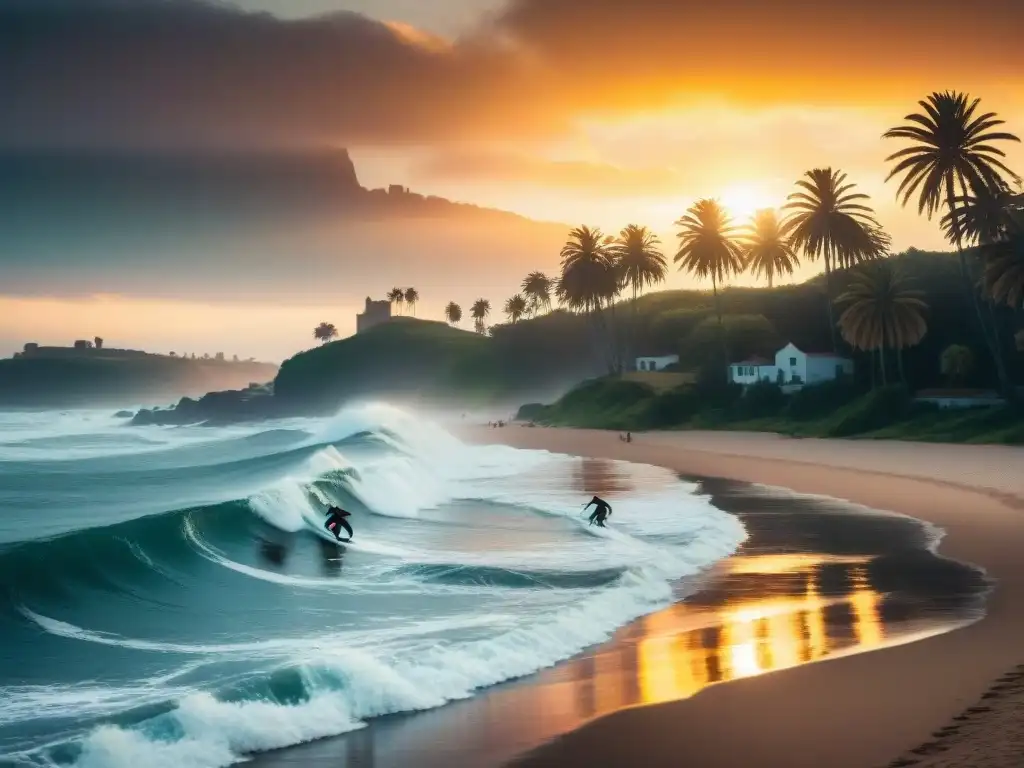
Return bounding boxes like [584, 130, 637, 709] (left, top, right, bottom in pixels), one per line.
[292, 91, 1023, 441]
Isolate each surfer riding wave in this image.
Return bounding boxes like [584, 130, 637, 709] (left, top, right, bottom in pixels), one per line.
[583, 496, 612, 528]
[324, 506, 353, 541]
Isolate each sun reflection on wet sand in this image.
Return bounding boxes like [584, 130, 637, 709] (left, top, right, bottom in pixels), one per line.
[620, 552, 885, 708]
[480, 551, 894, 749]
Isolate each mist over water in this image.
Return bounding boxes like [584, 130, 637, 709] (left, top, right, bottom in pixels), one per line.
[0, 404, 745, 768]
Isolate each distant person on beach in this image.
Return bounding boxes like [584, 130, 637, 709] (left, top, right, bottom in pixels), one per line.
[324, 506, 353, 541]
[583, 496, 613, 527]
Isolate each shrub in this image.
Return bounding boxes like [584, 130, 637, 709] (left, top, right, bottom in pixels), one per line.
[785, 378, 862, 420]
[694, 365, 743, 409]
[825, 385, 913, 437]
[734, 381, 786, 420]
[639, 386, 702, 427]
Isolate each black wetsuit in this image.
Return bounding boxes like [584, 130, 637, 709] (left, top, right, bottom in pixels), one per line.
[584, 496, 612, 527]
[324, 507, 353, 541]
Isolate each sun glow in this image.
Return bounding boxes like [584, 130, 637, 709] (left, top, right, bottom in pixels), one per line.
[718, 183, 778, 223]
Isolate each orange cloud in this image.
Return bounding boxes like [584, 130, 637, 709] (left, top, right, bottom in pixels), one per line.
[489, 0, 1024, 113]
[381, 20, 452, 53]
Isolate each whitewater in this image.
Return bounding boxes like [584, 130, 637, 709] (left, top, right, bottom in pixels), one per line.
[0, 404, 746, 768]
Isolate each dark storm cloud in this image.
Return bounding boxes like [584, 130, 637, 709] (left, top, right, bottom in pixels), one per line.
[1, 0, 1021, 149]
[0, 0, 551, 149]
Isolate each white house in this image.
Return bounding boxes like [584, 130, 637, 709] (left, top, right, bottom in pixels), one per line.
[775, 342, 853, 387]
[635, 354, 679, 372]
[728, 356, 778, 385]
[729, 343, 853, 388]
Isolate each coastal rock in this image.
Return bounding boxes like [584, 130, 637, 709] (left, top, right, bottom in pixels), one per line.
[130, 384, 280, 426]
[113, 410, 135, 418]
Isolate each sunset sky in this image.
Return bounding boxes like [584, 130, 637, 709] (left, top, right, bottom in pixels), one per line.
[1, 0, 1022, 361]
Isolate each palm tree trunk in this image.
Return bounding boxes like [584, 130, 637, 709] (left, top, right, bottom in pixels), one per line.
[946, 176, 1012, 397]
[871, 349, 877, 389]
[824, 244, 837, 353]
[608, 298, 621, 374]
[897, 346, 906, 384]
[632, 282, 639, 371]
[589, 301, 614, 375]
[712, 274, 728, 383]
[879, 345, 888, 386]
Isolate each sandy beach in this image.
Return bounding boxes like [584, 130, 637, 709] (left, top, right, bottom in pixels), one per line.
[463, 427, 1024, 768]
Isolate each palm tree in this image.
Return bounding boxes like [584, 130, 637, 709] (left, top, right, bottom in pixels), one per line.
[404, 287, 419, 316]
[387, 287, 404, 315]
[743, 209, 800, 289]
[504, 294, 528, 323]
[556, 226, 622, 371]
[782, 168, 888, 351]
[883, 91, 1020, 394]
[556, 226, 619, 313]
[955, 192, 1024, 310]
[313, 322, 338, 344]
[612, 224, 667, 303]
[611, 224, 666, 363]
[445, 301, 462, 326]
[521, 271, 552, 316]
[835, 261, 928, 385]
[982, 216, 1024, 309]
[674, 199, 744, 376]
[941, 185, 1019, 247]
[471, 298, 490, 334]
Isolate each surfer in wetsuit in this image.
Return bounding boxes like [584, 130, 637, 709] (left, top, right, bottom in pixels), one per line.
[583, 496, 612, 528]
[324, 506, 353, 541]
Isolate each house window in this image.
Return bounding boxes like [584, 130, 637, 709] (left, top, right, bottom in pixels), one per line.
[790, 357, 797, 366]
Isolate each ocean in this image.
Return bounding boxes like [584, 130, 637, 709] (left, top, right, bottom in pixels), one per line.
[0, 404, 747, 768]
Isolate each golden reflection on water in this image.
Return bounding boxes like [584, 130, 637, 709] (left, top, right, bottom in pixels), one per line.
[629, 553, 884, 707]
[572, 458, 633, 497]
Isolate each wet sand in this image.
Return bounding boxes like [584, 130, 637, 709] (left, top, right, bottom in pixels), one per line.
[470, 428, 1024, 768]
[256, 429, 1002, 768]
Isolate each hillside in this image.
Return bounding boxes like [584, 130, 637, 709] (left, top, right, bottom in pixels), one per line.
[128, 247, 1023, 426]
[274, 316, 599, 414]
[585, 248, 1020, 390]
[0, 348, 277, 408]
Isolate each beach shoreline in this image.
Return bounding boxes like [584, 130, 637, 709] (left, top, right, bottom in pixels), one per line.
[460, 427, 1024, 768]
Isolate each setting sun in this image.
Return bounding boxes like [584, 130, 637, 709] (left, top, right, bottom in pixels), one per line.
[718, 183, 778, 223]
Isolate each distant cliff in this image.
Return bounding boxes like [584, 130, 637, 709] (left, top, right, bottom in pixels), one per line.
[0, 347, 278, 408]
[0, 149, 563, 226]
[0, 149, 570, 305]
